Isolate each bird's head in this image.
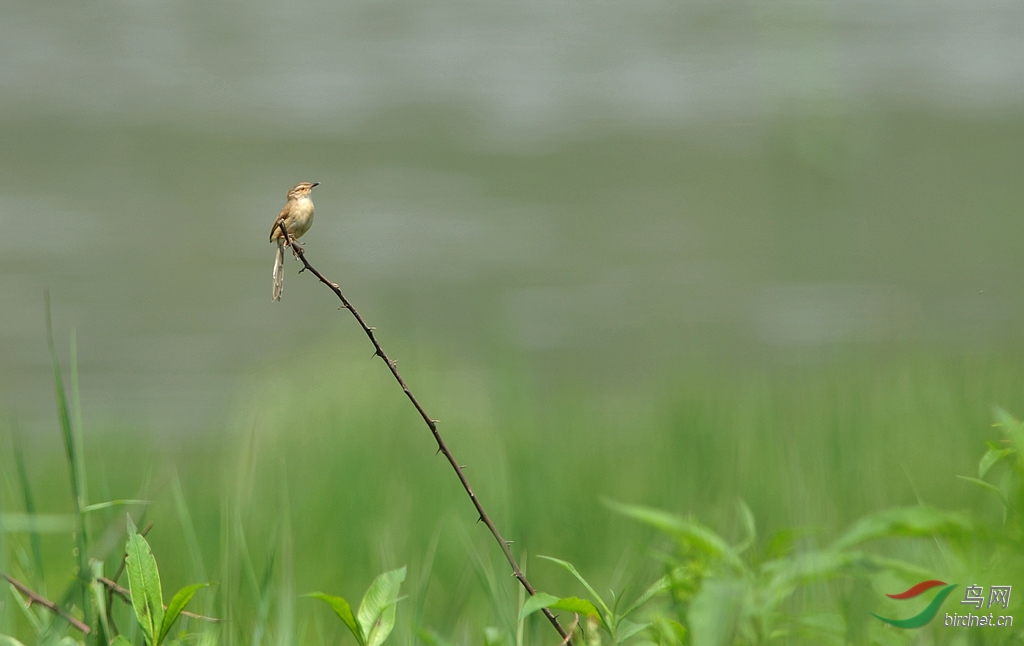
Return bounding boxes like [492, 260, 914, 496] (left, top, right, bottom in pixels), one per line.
[287, 181, 319, 200]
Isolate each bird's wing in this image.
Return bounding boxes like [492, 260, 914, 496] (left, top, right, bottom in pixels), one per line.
[269, 205, 291, 241]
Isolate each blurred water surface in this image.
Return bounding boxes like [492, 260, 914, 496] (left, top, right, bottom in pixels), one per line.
[2, 1, 1024, 431]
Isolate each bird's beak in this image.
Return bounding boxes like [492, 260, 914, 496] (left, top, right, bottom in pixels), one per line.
[311, 182, 320, 188]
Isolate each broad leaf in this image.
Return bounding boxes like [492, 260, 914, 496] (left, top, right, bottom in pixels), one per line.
[614, 619, 650, 645]
[357, 566, 407, 646]
[521, 594, 605, 631]
[550, 597, 603, 619]
[158, 583, 208, 644]
[979, 445, 1014, 479]
[125, 515, 165, 645]
[605, 500, 745, 573]
[830, 506, 972, 551]
[308, 593, 362, 644]
[620, 570, 676, 619]
[519, 593, 562, 620]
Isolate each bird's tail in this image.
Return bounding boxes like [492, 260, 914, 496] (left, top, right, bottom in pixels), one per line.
[272, 239, 285, 301]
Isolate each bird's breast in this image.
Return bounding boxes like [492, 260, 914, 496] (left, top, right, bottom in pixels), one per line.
[287, 199, 315, 238]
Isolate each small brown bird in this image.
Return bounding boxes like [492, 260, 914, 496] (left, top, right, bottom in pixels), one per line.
[270, 181, 319, 301]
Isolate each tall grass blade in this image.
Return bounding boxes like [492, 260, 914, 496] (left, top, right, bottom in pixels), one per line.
[10, 419, 45, 583]
[44, 292, 91, 629]
[276, 467, 294, 646]
[171, 470, 209, 589]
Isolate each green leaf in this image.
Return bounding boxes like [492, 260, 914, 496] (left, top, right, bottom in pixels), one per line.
[158, 583, 208, 644]
[537, 556, 611, 619]
[0, 634, 29, 646]
[308, 593, 362, 644]
[10, 422, 46, 580]
[521, 594, 606, 632]
[482, 627, 505, 646]
[125, 515, 165, 645]
[519, 593, 562, 620]
[604, 500, 746, 574]
[957, 476, 1012, 509]
[614, 619, 650, 645]
[760, 551, 858, 607]
[90, 560, 114, 642]
[109, 637, 133, 646]
[357, 566, 407, 646]
[620, 571, 675, 619]
[994, 407, 1024, 469]
[550, 597, 603, 619]
[734, 500, 756, 554]
[651, 616, 687, 646]
[416, 628, 457, 646]
[688, 578, 747, 646]
[830, 506, 972, 552]
[979, 445, 1014, 479]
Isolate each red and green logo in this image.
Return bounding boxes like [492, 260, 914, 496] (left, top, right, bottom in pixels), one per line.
[873, 580, 958, 628]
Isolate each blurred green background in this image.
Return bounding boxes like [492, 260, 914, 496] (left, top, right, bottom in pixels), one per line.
[2, 2, 1024, 643]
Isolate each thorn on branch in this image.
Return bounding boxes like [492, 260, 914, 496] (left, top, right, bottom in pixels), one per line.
[3, 573, 91, 634]
[280, 230, 573, 645]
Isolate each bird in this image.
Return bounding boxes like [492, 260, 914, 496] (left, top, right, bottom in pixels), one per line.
[270, 181, 319, 301]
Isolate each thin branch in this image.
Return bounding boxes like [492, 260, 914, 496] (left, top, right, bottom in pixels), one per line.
[97, 577, 222, 624]
[276, 223, 571, 643]
[3, 573, 91, 635]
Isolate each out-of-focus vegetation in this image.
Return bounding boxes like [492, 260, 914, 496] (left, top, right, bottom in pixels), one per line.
[4, 3, 1024, 645]
[2, 334, 1024, 644]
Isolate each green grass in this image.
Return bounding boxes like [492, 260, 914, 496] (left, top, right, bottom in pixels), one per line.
[3, 336, 1024, 645]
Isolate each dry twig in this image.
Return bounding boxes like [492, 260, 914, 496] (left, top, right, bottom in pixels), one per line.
[3, 573, 91, 635]
[97, 577, 221, 624]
